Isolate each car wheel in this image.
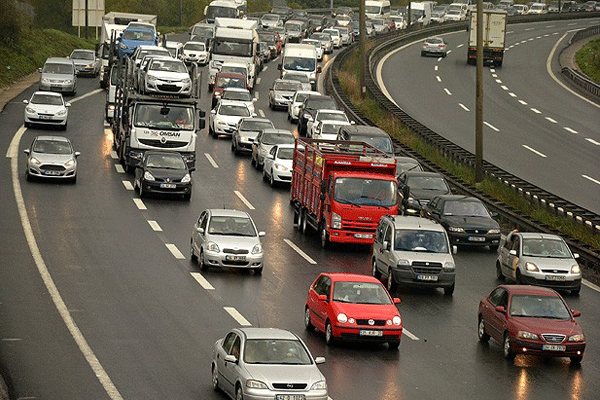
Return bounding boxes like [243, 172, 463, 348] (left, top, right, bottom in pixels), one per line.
[251, 154, 256, 167]
[235, 384, 244, 400]
[304, 306, 314, 330]
[372, 258, 382, 280]
[262, 168, 268, 181]
[388, 340, 400, 350]
[444, 283, 455, 296]
[138, 181, 145, 198]
[478, 317, 490, 343]
[387, 268, 396, 292]
[570, 356, 583, 364]
[503, 332, 516, 360]
[421, 51, 426, 56]
[199, 249, 209, 271]
[515, 270, 523, 284]
[293, 208, 301, 229]
[211, 364, 219, 391]
[208, 123, 214, 137]
[301, 210, 309, 234]
[325, 320, 335, 345]
[190, 240, 198, 262]
[571, 285, 581, 296]
[269, 170, 275, 187]
[496, 261, 504, 280]
[231, 140, 235, 152]
[25, 170, 32, 182]
[320, 223, 329, 248]
[183, 192, 191, 201]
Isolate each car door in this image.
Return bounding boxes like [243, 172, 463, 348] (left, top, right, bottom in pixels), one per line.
[378, 222, 394, 274]
[486, 288, 509, 342]
[193, 211, 209, 254]
[373, 221, 386, 274]
[310, 275, 331, 332]
[498, 233, 513, 277]
[505, 235, 520, 280]
[265, 145, 277, 174]
[252, 131, 263, 163]
[216, 332, 239, 396]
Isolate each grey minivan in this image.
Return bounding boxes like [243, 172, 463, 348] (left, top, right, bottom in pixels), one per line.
[39, 57, 77, 96]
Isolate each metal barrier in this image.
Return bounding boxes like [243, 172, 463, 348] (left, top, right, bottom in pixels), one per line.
[562, 24, 600, 99]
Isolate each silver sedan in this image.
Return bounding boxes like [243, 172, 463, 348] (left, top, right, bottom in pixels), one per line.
[24, 135, 79, 183]
[211, 327, 328, 400]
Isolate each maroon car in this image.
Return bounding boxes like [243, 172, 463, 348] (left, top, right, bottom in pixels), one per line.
[210, 72, 247, 109]
[478, 285, 585, 363]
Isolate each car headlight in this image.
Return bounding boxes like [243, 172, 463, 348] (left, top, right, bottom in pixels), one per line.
[217, 120, 228, 127]
[304, 113, 313, 121]
[337, 313, 348, 323]
[206, 241, 220, 252]
[41, 77, 50, 84]
[245, 379, 268, 389]
[182, 78, 191, 84]
[392, 315, 402, 325]
[274, 163, 288, 171]
[147, 75, 157, 82]
[181, 173, 191, 183]
[517, 331, 539, 340]
[29, 156, 41, 166]
[443, 262, 455, 272]
[525, 262, 539, 272]
[568, 334, 584, 342]
[448, 227, 465, 233]
[310, 380, 327, 390]
[251, 243, 262, 254]
[571, 264, 580, 274]
[57, 109, 67, 116]
[143, 171, 155, 181]
[25, 107, 36, 114]
[331, 212, 341, 229]
[64, 159, 75, 167]
[397, 259, 410, 268]
[488, 229, 500, 234]
[64, 79, 72, 84]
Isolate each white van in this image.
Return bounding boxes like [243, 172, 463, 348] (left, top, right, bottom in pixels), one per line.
[278, 44, 320, 90]
[365, 0, 391, 19]
[527, 2, 548, 14]
[410, 2, 434, 26]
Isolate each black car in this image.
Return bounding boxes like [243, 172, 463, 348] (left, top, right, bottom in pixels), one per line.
[422, 195, 501, 249]
[397, 171, 451, 214]
[336, 125, 395, 156]
[270, 6, 293, 21]
[134, 151, 192, 201]
[298, 94, 337, 136]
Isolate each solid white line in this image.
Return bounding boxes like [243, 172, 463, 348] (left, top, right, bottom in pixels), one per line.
[564, 127, 578, 134]
[283, 239, 317, 264]
[234, 190, 255, 210]
[6, 125, 26, 158]
[586, 138, 600, 146]
[484, 122, 499, 132]
[545, 117, 557, 124]
[530, 108, 542, 114]
[115, 164, 125, 173]
[403, 328, 419, 341]
[204, 153, 219, 168]
[147, 220, 162, 232]
[133, 198, 147, 210]
[1, 338, 22, 342]
[190, 272, 215, 290]
[459, 103, 470, 112]
[508, 92, 517, 97]
[166, 244, 186, 259]
[583, 279, 600, 293]
[224, 307, 252, 326]
[70, 88, 103, 103]
[500, 85, 509, 91]
[9, 125, 124, 400]
[518, 100, 528, 105]
[582, 174, 600, 185]
[258, 109, 265, 117]
[522, 145, 547, 158]
[436, 76, 442, 82]
[122, 181, 134, 191]
[110, 150, 118, 159]
[443, 88, 452, 96]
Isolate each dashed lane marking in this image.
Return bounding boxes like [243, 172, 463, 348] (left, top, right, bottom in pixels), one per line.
[508, 92, 517, 98]
[436, 76, 442, 82]
[204, 153, 219, 168]
[545, 117, 557, 124]
[133, 198, 147, 210]
[284, 239, 317, 265]
[586, 138, 600, 146]
[564, 127, 578, 134]
[522, 145, 547, 158]
[191, 272, 215, 290]
[255, 91, 259, 100]
[234, 190, 255, 210]
[147, 220, 162, 232]
[459, 103, 470, 112]
[166, 244, 186, 260]
[434, 65, 438, 71]
[115, 164, 125, 173]
[500, 85, 509, 91]
[224, 307, 252, 326]
[484, 122, 499, 132]
[495, 79, 502, 83]
[403, 329, 419, 341]
[456, 44, 463, 48]
[110, 150, 118, 159]
[530, 108, 542, 114]
[443, 88, 452, 96]
[256, 77, 261, 85]
[122, 180, 134, 191]
[583, 175, 600, 185]
[518, 100, 528, 105]
[258, 109, 265, 117]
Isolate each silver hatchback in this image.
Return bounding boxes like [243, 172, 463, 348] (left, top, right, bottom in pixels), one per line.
[191, 209, 265, 274]
[39, 57, 77, 96]
[24, 135, 79, 183]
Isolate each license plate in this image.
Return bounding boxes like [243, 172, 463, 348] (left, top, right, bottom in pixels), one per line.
[545, 275, 566, 281]
[276, 395, 305, 400]
[160, 183, 176, 189]
[416, 274, 438, 281]
[225, 255, 246, 261]
[354, 233, 373, 239]
[43, 170, 61, 176]
[542, 345, 566, 351]
[51, 85, 61, 89]
[39, 115, 53, 120]
[468, 236, 486, 242]
[360, 330, 383, 337]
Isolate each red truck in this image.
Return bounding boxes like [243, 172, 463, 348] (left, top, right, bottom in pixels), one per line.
[291, 138, 398, 248]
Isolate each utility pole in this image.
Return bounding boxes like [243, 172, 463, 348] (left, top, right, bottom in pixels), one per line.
[180, 0, 183, 26]
[475, 0, 484, 183]
[85, 0, 89, 39]
[359, 0, 366, 98]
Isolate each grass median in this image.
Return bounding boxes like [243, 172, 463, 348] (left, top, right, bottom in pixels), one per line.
[575, 37, 600, 84]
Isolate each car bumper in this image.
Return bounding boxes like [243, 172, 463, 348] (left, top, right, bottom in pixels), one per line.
[328, 229, 376, 244]
[39, 82, 75, 93]
[214, 124, 237, 136]
[27, 162, 76, 179]
[518, 275, 582, 291]
[392, 268, 455, 288]
[510, 337, 585, 358]
[236, 138, 254, 152]
[333, 324, 402, 343]
[272, 168, 292, 183]
[242, 387, 328, 400]
[24, 113, 67, 126]
[141, 180, 192, 196]
[271, 97, 291, 108]
[75, 66, 97, 76]
[203, 251, 263, 269]
[184, 55, 208, 64]
[145, 80, 192, 95]
[448, 232, 500, 247]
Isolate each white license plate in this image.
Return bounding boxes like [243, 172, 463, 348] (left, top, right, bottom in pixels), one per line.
[39, 115, 53, 120]
[545, 275, 566, 281]
[225, 255, 246, 261]
[43, 170, 61, 176]
[360, 330, 383, 337]
[468, 236, 486, 242]
[417, 274, 438, 281]
[160, 183, 176, 189]
[276, 395, 305, 400]
[542, 345, 566, 351]
[354, 233, 373, 239]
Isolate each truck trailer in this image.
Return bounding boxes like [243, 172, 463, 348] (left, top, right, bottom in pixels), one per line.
[467, 9, 507, 67]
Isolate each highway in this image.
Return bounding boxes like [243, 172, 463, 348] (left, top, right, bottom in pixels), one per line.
[1, 21, 599, 400]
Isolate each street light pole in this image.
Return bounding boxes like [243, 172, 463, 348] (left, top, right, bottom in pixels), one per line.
[359, 0, 366, 98]
[475, 0, 484, 183]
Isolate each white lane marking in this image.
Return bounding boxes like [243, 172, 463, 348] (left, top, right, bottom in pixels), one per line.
[258, 109, 265, 117]
[545, 25, 555, 28]
[447, 50, 452, 54]
[582, 174, 600, 185]
[437, 57, 443, 62]
[490, 68, 496, 73]
[70, 88, 103, 103]
[436, 76, 442, 82]
[9, 123, 124, 400]
[255, 91, 259, 100]
[522, 145, 547, 158]
[491, 73, 498, 78]
[133, 198, 147, 210]
[545, 117, 557, 124]
[508, 92, 517, 97]
[536, 36, 542, 39]
[456, 44, 463, 48]
[530, 108, 542, 114]
[586, 138, 600, 146]
[552, 32, 559, 35]
[262, 66, 268, 71]
[283, 239, 317, 265]
[567, 23, 577, 26]
[500, 85, 509, 91]
[6, 125, 26, 158]
[191, 272, 215, 290]
[204, 153, 219, 168]
[104, 121, 110, 127]
[564, 127, 578, 134]
[443, 88, 452, 96]
[403, 328, 419, 341]
[459, 103, 470, 112]
[147, 220, 162, 232]
[434, 65, 438, 71]
[495, 79, 502, 84]
[544, 34, 550, 37]
[234, 190, 255, 210]
[528, 38, 534, 41]
[525, 28, 534, 31]
[518, 100, 528, 105]
[583, 279, 600, 293]
[256, 77, 261, 85]
[115, 164, 125, 173]
[224, 307, 252, 326]
[484, 122, 499, 132]
[520, 40, 527, 44]
[110, 150, 118, 159]
[507, 31, 513, 34]
[122, 180, 134, 191]
[166, 243, 186, 260]
[1, 338, 22, 341]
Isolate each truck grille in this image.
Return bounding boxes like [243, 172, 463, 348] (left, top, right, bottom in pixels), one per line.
[138, 139, 189, 148]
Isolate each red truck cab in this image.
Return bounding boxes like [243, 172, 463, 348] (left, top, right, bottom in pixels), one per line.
[291, 138, 398, 248]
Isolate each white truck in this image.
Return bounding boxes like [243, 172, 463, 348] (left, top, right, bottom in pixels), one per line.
[278, 44, 320, 90]
[467, 9, 507, 67]
[208, 17, 259, 90]
[204, 0, 246, 23]
[410, 2, 434, 26]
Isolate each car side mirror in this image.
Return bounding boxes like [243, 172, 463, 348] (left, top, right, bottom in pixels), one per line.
[317, 294, 328, 302]
[253, 98, 257, 102]
[495, 306, 506, 314]
[571, 310, 581, 317]
[38, 67, 43, 73]
[266, 154, 274, 160]
[259, 231, 266, 237]
[509, 249, 517, 256]
[210, 109, 216, 114]
[317, 66, 322, 73]
[196, 227, 205, 234]
[224, 354, 237, 363]
[66, 102, 72, 107]
[383, 240, 391, 251]
[23, 149, 30, 155]
[277, 64, 282, 70]
[393, 297, 401, 304]
[23, 99, 29, 105]
[251, 113, 257, 117]
[350, 120, 355, 124]
[74, 152, 81, 158]
[314, 356, 326, 364]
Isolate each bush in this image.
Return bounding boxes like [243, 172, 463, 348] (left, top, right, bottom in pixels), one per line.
[0, 0, 22, 46]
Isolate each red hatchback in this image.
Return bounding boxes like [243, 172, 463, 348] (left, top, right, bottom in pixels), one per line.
[305, 273, 403, 349]
[478, 285, 585, 363]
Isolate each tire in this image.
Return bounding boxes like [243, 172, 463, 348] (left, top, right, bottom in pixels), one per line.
[444, 283, 455, 296]
[253, 266, 263, 275]
[269, 170, 275, 187]
[183, 192, 191, 201]
[251, 154, 256, 167]
[262, 168, 268, 181]
[293, 208, 301, 229]
[199, 249, 209, 271]
[571, 285, 581, 296]
[25, 170, 32, 181]
[304, 306, 314, 330]
[372, 258, 382, 280]
[421, 51, 426, 56]
[190, 240, 198, 261]
[325, 320, 335, 345]
[300, 210, 309, 234]
[211, 364, 219, 391]
[138, 181, 146, 198]
[478, 317, 490, 343]
[236, 384, 243, 400]
[388, 340, 400, 350]
[516, 270, 523, 284]
[503, 332, 515, 360]
[208, 124, 214, 137]
[496, 261, 505, 281]
[570, 356, 583, 364]
[320, 223, 329, 249]
[386, 268, 396, 292]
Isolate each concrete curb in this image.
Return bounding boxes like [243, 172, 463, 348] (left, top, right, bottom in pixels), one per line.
[0, 71, 40, 114]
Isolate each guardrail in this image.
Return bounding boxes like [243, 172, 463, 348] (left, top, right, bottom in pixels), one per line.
[327, 13, 600, 273]
[562, 24, 600, 99]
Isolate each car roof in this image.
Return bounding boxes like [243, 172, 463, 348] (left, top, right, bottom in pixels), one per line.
[499, 284, 561, 297]
[239, 327, 301, 340]
[339, 125, 388, 136]
[514, 232, 564, 241]
[403, 171, 444, 178]
[432, 195, 480, 202]
[262, 128, 294, 135]
[240, 117, 272, 124]
[32, 91, 63, 97]
[317, 109, 345, 114]
[274, 143, 296, 150]
[320, 120, 351, 125]
[223, 87, 250, 93]
[45, 57, 73, 64]
[219, 100, 250, 107]
[34, 135, 70, 142]
[216, 72, 246, 78]
[386, 215, 444, 231]
[208, 209, 250, 218]
[184, 41, 206, 46]
[71, 49, 94, 53]
[324, 273, 383, 284]
[145, 150, 183, 157]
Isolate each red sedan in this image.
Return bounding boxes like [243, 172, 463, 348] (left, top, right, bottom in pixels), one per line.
[305, 273, 403, 349]
[478, 285, 585, 363]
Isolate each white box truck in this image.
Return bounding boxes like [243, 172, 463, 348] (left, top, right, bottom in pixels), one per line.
[467, 9, 507, 67]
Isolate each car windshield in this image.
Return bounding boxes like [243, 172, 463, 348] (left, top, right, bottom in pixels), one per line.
[334, 177, 397, 207]
[262, 14, 278, 21]
[213, 39, 253, 57]
[286, 74, 310, 83]
[285, 22, 302, 31]
[277, 148, 294, 160]
[140, 49, 170, 59]
[427, 38, 444, 44]
[31, 94, 63, 106]
[322, 123, 345, 134]
[123, 30, 153, 41]
[244, 339, 311, 365]
[223, 90, 252, 101]
[259, 33, 275, 45]
[332, 281, 392, 304]
[216, 76, 246, 89]
[184, 43, 205, 52]
[149, 59, 187, 73]
[71, 51, 94, 60]
[133, 104, 194, 130]
[146, 154, 186, 170]
[307, 98, 336, 109]
[221, 66, 247, 76]
[262, 132, 295, 145]
[191, 26, 213, 37]
[205, 5, 237, 19]
[407, 176, 449, 191]
[323, 29, 339, 37]
[220, 104, 250, 117]
[294, 92, 312, 103]
[509, 294, 571, 319]
[522, 238, 572, 258]
[443, 200, 489, 217]
[33, 139, 72, 155]
[274, 80, 303, 91]
[283, 56, 316, 72]
[42, 63, 73, 74]
[241, 120, 273, 131]
[317, 112, 347, 122]
[208, 216, 257, 236]
[353, 135, 394, 154]
[394, 230, 449, 253]
[396, 161, 422, 174]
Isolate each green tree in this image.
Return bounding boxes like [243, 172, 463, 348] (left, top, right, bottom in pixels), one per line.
[0, 0, 22, 46]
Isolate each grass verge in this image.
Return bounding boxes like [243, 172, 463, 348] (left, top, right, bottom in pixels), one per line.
[575, 38, 600, 84]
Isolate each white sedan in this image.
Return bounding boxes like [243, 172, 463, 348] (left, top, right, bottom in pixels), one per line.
[307, 109, 350, 138]
[262, 144, 295, 186]
[182, 41, 209, 65]
[209, 100, 254, 137]
[143, 57, 192, 96]
[287, 90, 320, 122]
[313, 120, 352, 140]
[23, 91, 70, 130]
